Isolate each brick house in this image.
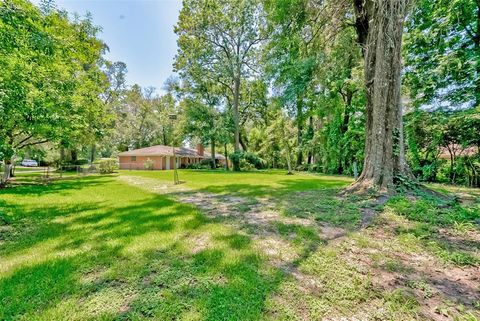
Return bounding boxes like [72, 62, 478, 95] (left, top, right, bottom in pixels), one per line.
[118, 144, 226, 170]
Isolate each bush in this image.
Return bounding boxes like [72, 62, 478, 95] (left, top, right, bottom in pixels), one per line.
[73, 159, 88, 166]
[186, 163, 209, 170]
[98, 159, 117, 174]
[243, 152, 266, 169]
[229, 152, 265, 171]
[144, 158, 154, 170]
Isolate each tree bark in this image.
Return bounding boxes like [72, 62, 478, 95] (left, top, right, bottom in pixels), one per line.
[71, 149, 78, 163]
[224, 143, 229, 170]
[475, 0, 480, 107]
[296, 98, 304, 167]
[350, 0, 412, 193]
[210, 138, 216, 169]
[233, 72, 241, 171]
[1, 159, 12, 187]
[239, 132, 248, 152]
[90, 144, 96, 164]
[307, 116, 313, 165]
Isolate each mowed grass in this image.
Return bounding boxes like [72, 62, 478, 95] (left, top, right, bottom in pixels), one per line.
[0, 174, 285, 320]
[121, 169, 352, 198]
[1, 170, 479, 320]
[0, 170, 348, 321]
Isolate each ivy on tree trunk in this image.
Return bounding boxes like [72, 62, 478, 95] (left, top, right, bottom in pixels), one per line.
[350, 0, 412, 192]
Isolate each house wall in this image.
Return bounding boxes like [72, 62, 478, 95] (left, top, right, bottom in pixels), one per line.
[118, 155, 228, 170]
[119, 155, 193, 170]
[119, 156, 165, 170]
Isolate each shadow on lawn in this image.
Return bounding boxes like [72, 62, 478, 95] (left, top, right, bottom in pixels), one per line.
[198, 178, 349, 198]
[5, 173, 477, 319]
[0, 178, 285, 320]
[1, 175, 112, 196]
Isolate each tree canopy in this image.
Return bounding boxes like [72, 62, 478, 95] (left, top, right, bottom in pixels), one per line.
[1, 0, 479, 190]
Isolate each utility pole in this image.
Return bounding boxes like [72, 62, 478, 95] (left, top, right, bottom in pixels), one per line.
[169, 114, 180, 184]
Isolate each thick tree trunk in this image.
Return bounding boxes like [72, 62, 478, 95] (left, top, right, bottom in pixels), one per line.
[233, 72, 241, 171]
[350, 0, 412, 193]
[307, 117, 313, 165]
[210, 138, 216, 169]
[71, 149, 78, 163]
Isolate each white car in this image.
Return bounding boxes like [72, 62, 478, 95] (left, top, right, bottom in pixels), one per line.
[21, 159, 38, 167]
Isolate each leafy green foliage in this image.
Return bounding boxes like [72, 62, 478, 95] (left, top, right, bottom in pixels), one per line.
[404, 0, 479, 109]
[0, 0, 108, 160]
[387, 196, 479, 226]
[98, 159, 116, 174]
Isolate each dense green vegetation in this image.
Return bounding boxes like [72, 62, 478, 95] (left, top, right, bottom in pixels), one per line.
[1, 0, 478, 189]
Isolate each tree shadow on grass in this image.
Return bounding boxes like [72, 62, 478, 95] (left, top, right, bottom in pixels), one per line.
[0, 177, 288, 320]
[197, 178, 350, 199]
[0, 211, 285, 321]
[0, 175, 114, 196]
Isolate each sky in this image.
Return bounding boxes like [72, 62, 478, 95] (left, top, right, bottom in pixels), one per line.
[33, 0, 183, 92]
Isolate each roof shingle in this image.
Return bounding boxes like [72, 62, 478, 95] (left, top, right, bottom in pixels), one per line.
[118, 145, 225, 160]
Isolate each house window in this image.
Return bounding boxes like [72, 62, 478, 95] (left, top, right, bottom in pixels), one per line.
[131, 156, 136, 161]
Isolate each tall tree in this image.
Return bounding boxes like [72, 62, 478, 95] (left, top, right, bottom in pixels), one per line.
[0, 0, 107, 183]
[404, 0, 480, 109]
[174, 0, 267, 171]
[265, 0, 318, 167]
[350, 0, 412, 192]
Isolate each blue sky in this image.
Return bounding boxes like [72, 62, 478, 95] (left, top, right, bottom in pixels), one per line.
[33, 0, 183, 92]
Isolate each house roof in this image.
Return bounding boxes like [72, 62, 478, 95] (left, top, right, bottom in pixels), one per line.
[438, 145, 478, 159]
[118, 145, 226, 160]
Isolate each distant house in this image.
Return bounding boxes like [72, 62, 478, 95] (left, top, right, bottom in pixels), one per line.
[438, 144, 478, 160]
[118, 144, 226, 170]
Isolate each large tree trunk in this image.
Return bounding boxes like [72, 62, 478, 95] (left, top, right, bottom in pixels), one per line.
[350, 0, 412, 193]
[90, 144, 96, 164]
[70, 149, 78, 163]
[307, 116, 313, 165]
[233, 72, 241, 171]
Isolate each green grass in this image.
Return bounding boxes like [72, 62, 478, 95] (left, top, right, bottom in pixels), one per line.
[387, 196, 480, 266]
[121, 169, 352, 198]
[0, 175, 283, 320]
[1, 170, 479, 320]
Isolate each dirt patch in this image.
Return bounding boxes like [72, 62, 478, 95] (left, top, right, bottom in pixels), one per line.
[340, 215, 480, 320]
[187, 233, 212, 254]
[118, 175, 189, 194]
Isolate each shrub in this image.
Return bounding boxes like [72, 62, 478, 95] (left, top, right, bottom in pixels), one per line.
[243, 152, 266, 169]
[229, 152, 265, 171]
[387, 196, 479, 226]
[98, 159, 117, 174]
[186, 163, 209, 169]
[73, 159, 89, 166]
[144, 158, 154, 170]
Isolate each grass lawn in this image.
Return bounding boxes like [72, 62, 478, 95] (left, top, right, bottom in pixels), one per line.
[1, 170, 479, 320]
